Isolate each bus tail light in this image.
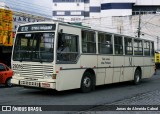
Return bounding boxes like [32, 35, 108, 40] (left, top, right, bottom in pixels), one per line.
[52, 74, 57, 79]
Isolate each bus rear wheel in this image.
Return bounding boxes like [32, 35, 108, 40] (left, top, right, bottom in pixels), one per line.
[133, 69, 141, 85]
[81, 72, 93, 93]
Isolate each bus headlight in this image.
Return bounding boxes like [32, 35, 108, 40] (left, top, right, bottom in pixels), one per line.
[44, 74, 56, 79]
[14, 71, 20, 77]
[44, 74, 52, 79]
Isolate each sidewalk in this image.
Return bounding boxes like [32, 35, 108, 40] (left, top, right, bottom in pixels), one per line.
[76, 71, 160, 114]
[75, 90, 160, 114]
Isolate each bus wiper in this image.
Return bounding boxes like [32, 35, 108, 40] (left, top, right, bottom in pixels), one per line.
[39, 58, 43, 63]
[20, 57, 24, 62]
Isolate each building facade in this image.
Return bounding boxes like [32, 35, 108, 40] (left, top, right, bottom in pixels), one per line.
[52, 0, 160, 22]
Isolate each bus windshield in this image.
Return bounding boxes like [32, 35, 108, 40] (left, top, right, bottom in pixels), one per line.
[13, 32, 54, 62]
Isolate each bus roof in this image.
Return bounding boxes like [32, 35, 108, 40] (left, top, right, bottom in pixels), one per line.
[18, 21, 154, 42]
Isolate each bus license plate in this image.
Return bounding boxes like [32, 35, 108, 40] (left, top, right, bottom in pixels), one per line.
[20, 80, 39, 87]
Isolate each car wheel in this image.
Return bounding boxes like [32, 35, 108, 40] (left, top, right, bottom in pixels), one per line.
[81, 72, 93, 93]
[5, 78, 13, 87]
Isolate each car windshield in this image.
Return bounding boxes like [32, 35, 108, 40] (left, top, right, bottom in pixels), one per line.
[13, 32, 54, 62]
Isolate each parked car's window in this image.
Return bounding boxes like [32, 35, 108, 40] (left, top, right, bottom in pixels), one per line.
[5, 66, 10, 71]
[0, 64, 6, 72]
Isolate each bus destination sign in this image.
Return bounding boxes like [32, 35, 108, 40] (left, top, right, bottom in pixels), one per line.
[18, 24, 56, 32]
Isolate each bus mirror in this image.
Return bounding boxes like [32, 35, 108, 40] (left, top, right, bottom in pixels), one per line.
[60, 29, 63, 33]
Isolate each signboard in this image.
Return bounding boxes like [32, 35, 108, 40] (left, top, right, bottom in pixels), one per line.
[13, 15, 43, 31]
[0, 8, 51, 47]
[0, 8, 13, 46]
[18, 24, 56, 32]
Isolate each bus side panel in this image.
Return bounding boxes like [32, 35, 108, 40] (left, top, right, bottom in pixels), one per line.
[96, 69, 105, 85]
[80, 55, 98, 84]
[113, 56, 124, 83]
[133, 57, 144, 76]
[56, 55, 98, 91]
[105, 68, 113, 84]
[56, 69, 84, 91]
[148, 57, 155, 78]
[55, 53, 82, 91]
[123, 56, 134, 81]
[97, 55, 113, 85]
[143, 57, 152, 78]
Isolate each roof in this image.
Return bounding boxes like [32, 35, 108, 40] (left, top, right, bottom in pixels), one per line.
[17, 21, 154, 42]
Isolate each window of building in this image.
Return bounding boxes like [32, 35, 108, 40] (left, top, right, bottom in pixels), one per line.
[56, 11, 65, 15]
[124, 37, 133, 55]
[70, 11, 81, 15]
[98, 33, 113, 54]
[144, 41, 150, 56]
[82, 30, 96, 53]
[134, 39, 143, 55]
[54, 0, 82, 2]
[75, 0, 81, 2]
[114, 35, 123, 55]
[57, 33, 79, 63]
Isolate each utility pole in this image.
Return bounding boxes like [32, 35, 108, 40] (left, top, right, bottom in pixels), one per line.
[137, 13, 141, 38]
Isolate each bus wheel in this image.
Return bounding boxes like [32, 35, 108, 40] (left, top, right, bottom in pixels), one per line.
[133, 69, 141, 85]
[81, 72, 93, 93]
[5, 78, 13, 87]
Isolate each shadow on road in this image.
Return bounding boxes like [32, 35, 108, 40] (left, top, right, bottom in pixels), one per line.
[0, 85, 15, 89]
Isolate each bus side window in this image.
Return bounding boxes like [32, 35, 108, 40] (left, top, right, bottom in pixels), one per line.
[82, 30, 96, 53]
[114, 35, 123, 55]
[57, 33, 79, 63]
[144, 41, 150, 56]
[134, 39, 143, 55]
[98, 33, 113, 54]
[124, 37, 133, 55]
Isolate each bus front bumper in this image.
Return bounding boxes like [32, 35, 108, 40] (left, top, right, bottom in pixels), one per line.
[11, 79, 56, 89]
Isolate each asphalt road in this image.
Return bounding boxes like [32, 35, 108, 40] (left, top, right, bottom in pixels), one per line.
[0, 70, 160, 112]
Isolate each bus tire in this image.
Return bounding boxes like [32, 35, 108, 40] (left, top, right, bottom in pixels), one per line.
[81, 72, 93, 93]
[133, 69, 141, 85]
[5, 78, 13, 87]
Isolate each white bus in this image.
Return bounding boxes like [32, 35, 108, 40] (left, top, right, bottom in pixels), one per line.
[11, 22, 155, 92]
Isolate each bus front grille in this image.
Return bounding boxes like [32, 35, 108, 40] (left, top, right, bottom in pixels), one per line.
[13, 64, 53, 78]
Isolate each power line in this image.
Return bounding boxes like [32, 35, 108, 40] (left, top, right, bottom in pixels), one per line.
[9, 0, 52, 10]
[2, 0, 52, 10]
[6, 2, 50, 12]
[142, 21, 160, 28]
[0, 0, 52, 17]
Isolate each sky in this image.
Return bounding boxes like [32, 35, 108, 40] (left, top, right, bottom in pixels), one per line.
[0, 0, 52, 17]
